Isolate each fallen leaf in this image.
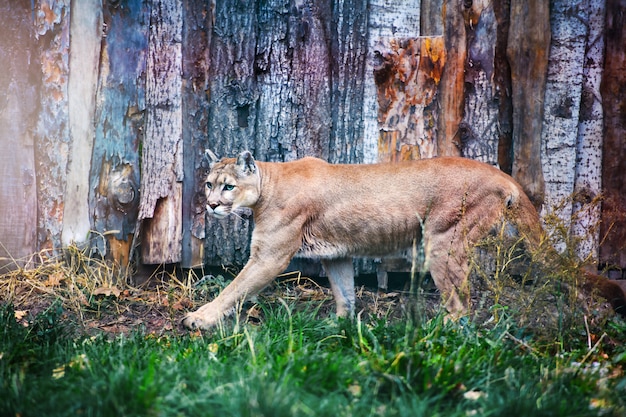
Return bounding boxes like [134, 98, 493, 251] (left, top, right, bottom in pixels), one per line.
[93, 286, 121, 298]
[44, 271, 64, 287]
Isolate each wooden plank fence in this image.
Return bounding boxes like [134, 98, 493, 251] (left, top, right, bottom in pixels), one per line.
[0, 0, 625, 279]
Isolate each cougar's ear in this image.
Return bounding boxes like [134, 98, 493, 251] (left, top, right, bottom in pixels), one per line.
[204, 149, 220, 168]
[236, 151, 257, 175]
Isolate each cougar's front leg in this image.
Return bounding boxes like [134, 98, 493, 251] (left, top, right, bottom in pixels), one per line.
[182, 240, 298, 330]
[321, 258, 356, 317]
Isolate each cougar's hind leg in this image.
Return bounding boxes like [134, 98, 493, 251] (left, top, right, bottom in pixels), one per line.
[322, 258, 356, 317]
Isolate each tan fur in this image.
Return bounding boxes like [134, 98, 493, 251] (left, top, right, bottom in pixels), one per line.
[181, 151, 625, 329]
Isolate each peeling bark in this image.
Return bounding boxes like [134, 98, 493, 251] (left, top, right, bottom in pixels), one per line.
[139, 0, 184, 264]
[34, 0, 71, 252]
[89, 0, 146, 259]
[374, 37, 445, 161]
[362, 0, 421, 163]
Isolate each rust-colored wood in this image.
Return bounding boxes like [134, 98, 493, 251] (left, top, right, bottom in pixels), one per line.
[436, 0, 465, 157]
[374, 37, 445, 162]
[507, 0, 550, 209]
[600, 0, 626, 271]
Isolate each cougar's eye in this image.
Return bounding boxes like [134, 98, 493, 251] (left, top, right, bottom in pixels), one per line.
[206, 182, 213, 190]
[223, 184, 235, 191]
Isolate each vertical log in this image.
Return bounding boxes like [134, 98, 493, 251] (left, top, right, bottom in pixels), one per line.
[0, 3, 39, 270]
[436, 0, 464, 157]
[600, 0, 626, 271]
[139, 0, 184, 264]
[255, 0, 332, 162]
[493, 0, 513, 174]
[90, 1, 146, 262]
[34, 0, 70, 253]
[572, 0, 605, 263]
[507, 0, 550, 209]
[459, 0, 499, 164]
[180, 0, 214, 268]
[374, 37, 445, 162]
[362, 0, 421, 163]
[204, 1, 258, 267]
[62, 0, 102, 247]
[329, 0, 369, 163]
[540, 0, 588, 227]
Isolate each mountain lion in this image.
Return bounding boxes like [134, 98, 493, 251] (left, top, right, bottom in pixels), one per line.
[181, 151, 625, 329]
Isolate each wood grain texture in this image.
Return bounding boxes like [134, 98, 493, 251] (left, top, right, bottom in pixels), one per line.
[600, 0, 626, 271]
[0, 2, 39, 270]
[507, 0, 550, 209]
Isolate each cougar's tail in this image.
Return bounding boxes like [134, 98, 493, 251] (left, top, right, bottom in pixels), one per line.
[583, 271, 626, 318]
[506, 183, 626, 318]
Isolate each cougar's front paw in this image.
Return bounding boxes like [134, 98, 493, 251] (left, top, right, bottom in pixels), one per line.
[181, 311, 214, 330]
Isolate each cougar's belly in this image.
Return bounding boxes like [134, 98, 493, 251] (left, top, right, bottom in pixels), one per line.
[296, 217, 422, 259]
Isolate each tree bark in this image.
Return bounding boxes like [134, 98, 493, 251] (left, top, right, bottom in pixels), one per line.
[34, 0, 70, 253]
[572, 0, 605, 263]
[139, 0, 184, 264]
[540, 0, 588, 228]
[328, 0, 368, 164]
[361, 0, 421, 163]
[459, 0, 499, 164]
[374, 37, 445, 161]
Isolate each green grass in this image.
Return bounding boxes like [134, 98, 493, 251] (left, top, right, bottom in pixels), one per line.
[1, 300, 625, 417]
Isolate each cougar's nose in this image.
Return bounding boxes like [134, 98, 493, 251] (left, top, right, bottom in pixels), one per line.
[209, 202, 219, 210]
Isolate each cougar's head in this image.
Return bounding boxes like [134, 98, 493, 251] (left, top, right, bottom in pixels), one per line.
[205, 151, 261, 219]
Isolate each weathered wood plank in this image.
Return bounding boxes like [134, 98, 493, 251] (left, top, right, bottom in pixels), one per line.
[540, 0, 588, 227]
[373, 37, 445, 161]
[139, 0, 184, 264]
[62, 0, 102, 247]
[572, 0, 605, 263]
[180, 0, 214, 268]
[600, 0, 626, 271]
[436, 0, 464, 157]
[0, 2, 39, 270]
[507, 0, 550, 208]
[90, 0, 146, 262]
[34, 0, 70, 253]
[362, 0, 421, 163]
